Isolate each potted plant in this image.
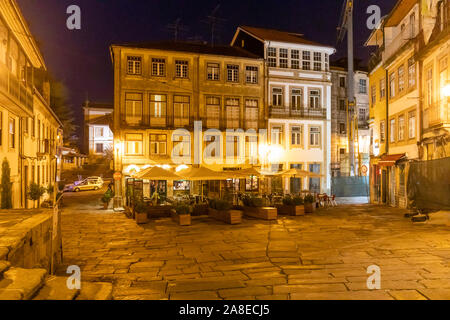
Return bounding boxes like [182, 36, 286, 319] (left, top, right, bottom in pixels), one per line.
[242, 195, 277, 220]
[134, 201, 148, 224]
[304, 194, 315, 213]
[27, 183, 46, 208]
[277, 195, 305, 216]
[208, 198, 242, 224]
[171, 203, 191, 226]
[101, 194, 111, 209]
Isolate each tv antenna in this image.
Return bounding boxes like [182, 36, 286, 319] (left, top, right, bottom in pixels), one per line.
[166, 18, 189, 41]
[203, 4, 226, 45]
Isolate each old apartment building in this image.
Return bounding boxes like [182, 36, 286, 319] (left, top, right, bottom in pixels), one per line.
[231, 26, 335, 194]
[83, 101, 113, 156]
[110, 41, 265, 198]
[330, 58, 370, 177]
[367, 0, 449, 208]
[0, 0, 62, 208]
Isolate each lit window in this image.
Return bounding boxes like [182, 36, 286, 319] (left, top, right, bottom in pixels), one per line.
[408, 111, 416, 139]
[380, 121, 385, 142]
[225, 98, 240, 129]
[150, 134, 167, 155]
[398, 66, 405, 92]
[206, 97, 220, 128]
[8, 117, 14, 149]
[125, 133, 143, 155]
[245, 99, 258, 130]
[150, 94, 167, 126]
[174, 95, 190, 127]
[125, 93, 143, 125]
[390, 119, 396, 143]
[245, 66, 258, 84]
[398, 115, 405, 141]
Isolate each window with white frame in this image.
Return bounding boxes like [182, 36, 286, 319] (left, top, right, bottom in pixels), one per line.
[291, 89, 303, 110]
[291, 126, 302, 146]
[398, 115, 405, 141]
[380, 77, 386, 98]
[245, 99, 258, 130]
[359, 79, 367, 94]
[95, 143, 104, 153]
[272, 88, 283, 106]
[408, 111, 416, 139]
[206, 96, 220, 128]
[226, 98, 240, 129]
[245, 66, 258, 84]
[125, 133, 143, 155]
[175, 60, 188, 78]
[150, 94, 167, 126]
[398, 66, 405, 93]
[125, 93, 143, 125]
[267, 47, 277, 67]
[380, 120, 385, 142]
[309, 126, 320, 147]
[309, 90, 320, 109]
[150, 134, 166, 155]
[389, 73, 396, 98]
[151, 58, 165, 76]
[313, 52, 322, 71]
[302, 51, 311, 70]
[227, 64, 239, 82]
[174, 95, 190, 127]
[390, 119, 396, 143]
[271, 126, 282, 145]
[358, 107, 367, 122]
[291, 50, 300, 69]
[279, 49, 288, 68]
[207, 63, 220, 80]
[408, 58, 416, 87]
[127, 56, 141, 75]
[94, 127, 104, 137]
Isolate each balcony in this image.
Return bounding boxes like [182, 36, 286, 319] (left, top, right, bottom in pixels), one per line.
[383, 26, 418, 64]
[428, 99, 450, 127]
[269, 106, 327, 120]
[0, 63, 33, 112]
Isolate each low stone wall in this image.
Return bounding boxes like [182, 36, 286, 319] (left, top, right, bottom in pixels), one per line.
[0, 209, 62, 272]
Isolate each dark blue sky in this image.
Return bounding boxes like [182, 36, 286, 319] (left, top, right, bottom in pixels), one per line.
[17, 0, 397, 137]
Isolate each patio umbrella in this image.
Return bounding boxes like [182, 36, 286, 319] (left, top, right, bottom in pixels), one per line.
[178, 166, 227, 181]
[226, 167, 262, 179]
[278, 168, 312, 177]
[135, 166, 181, 180]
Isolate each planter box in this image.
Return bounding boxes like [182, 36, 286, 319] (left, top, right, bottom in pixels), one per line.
[304, 203, 316, 213]
[276, 204, 305, 216]
[171, 210, 191, 226]
[208, 207, 242, 224]
[147, 205, 173, 218]
[135, 212, 148, 224]
[243, 206, 277, 220]
[193, 204, 209, 216]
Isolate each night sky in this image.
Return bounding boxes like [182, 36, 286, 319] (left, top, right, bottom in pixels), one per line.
[16, 0, 397, 140]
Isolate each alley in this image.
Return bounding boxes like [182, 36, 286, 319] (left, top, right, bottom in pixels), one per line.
[57, 191, 450, 300]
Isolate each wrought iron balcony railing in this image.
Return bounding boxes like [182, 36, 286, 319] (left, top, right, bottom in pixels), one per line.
[269, 106, 327, 119]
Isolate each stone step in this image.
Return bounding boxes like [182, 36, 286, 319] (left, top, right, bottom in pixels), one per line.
[0, 267, 47, 300]
[0, 260, 10, 276]
[76, 282, 113, 300]
[33, 276, 80, 300]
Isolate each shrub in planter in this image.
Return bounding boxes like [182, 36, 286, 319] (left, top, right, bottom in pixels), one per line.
[214, 199, 231, 211]
[101, 195, 111, 209]
[282, 195, 294, 206]
[250, 197, 264, 207]
[293, 196, 304, 206]
[175, 204, 191, 215]
[134, 201, 148, 224]
[27, 183, 46, 206]
[304, 194, 315, 213]
[172, 203, 191, 226]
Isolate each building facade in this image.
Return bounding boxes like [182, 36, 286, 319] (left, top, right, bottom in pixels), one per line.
[231, 26, 335, 194]
[83, 101, 113, 156]
[110, 42, 266, 199]
[366, 0, 449, 208]
[330, 59, 370, 178]
[0, 0, 62, 208]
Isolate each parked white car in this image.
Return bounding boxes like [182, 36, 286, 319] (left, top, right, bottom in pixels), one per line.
[64, 177, 104, 192]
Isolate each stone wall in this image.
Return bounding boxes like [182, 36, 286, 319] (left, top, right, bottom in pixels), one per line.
[0, 209, 62, 272]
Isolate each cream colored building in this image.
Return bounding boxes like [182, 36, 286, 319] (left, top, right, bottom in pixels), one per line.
[110, 41, 266, 200]
[0, 0, 62, 208]
[83, 101, 113, 156]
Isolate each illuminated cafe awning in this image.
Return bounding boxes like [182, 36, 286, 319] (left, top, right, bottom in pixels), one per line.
[378, 154, 406, 167]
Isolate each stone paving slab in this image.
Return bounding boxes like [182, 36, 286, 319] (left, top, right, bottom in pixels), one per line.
[57, 191, 450, 300]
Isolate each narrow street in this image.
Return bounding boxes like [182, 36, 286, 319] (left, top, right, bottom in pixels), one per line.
[57, 190, 450, 300]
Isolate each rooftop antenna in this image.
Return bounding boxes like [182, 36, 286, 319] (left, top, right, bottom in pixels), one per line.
[337, 0, 358, 177]
[203, 4, 226, 45]
[166, 18, 189, 41]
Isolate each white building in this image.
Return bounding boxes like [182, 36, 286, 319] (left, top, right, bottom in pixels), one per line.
[231, 26, 335, 194]
[82, 101, 113, 156]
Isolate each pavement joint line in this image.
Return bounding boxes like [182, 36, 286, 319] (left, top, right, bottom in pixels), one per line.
[340, 232, 411, 249]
